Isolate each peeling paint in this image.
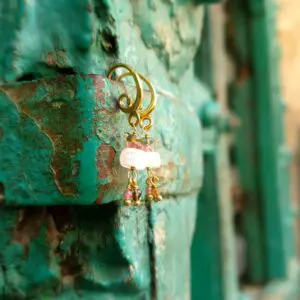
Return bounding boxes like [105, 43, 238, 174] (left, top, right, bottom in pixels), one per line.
[0, 0, 206, 298]
[0, 75, 203, 205]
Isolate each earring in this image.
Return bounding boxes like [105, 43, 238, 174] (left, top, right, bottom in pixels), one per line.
[138, 75, 162, 203]
[107, 64, 162, 206]
[108, 64, 143, 206]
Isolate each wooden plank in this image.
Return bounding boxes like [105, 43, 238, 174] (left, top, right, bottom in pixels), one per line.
[150, 195, 198, 299]
[248, 0, 291, 279]
[192, 149, 224, 300]
[210, 6, 239, 300]
[226, 0, 266, 282]
[192, 5, 239, 299]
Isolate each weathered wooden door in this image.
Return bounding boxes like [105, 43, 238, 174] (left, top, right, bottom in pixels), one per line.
[0, 1, 219, 299]
[226, 0, 300, 298]
[191, 6, 239, 300]
[192, 1, 300, 299]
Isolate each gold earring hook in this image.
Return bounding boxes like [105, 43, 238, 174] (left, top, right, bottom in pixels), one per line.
[137, 73, 157, 120]
[107, 63, 143, 115]
[115, 72, 157, 120]
[118, 72, 156, 131]
[107, 64, 157, 131]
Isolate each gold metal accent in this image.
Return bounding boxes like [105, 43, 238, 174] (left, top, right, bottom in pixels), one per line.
[137, 73, 157, 121]
[107, 63, 143, 115]
[124, 167, 142, 206]
[128, 111, 141, 128]
[140, 115, 153, 131]
[116, 72, 157, 120]
[145, 167, 162, 202]
[108, 64, 157, 131]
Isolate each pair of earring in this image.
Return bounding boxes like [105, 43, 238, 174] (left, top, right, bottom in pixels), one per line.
[108, 64, 162, 206]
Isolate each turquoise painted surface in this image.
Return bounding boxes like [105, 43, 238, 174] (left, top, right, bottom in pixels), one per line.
[227, 1, 300, 299]
[0, 75, 203, 205]
[226, 0, 266, 283]
[0, 0, 208, 206]
[150, 195, 198, 299]
[0, 0, 210, 298]
[192, 7, 240, 300]
[0, 0, 204, 90]
[227, 0, 294, 282]
[0, 205, 151, 299]
[192, 152, 223, 300]
[0, 196, 200, 299]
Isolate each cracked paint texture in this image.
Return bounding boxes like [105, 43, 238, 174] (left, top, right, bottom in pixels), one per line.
[0, 0, 209, 298]
[0, 75, 202, 205]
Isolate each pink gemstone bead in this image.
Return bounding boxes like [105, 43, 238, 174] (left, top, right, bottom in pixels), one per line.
[124, 189, 132, 200]
[144, 144, 153, 152]
[127, 141, 153, 152]
[146, 187, 152, 195]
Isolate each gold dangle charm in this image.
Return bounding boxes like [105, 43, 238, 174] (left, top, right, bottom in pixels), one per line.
[124, 167, 142, 206]
[142, 131, 162, 203]
[146, 168, 162, 202]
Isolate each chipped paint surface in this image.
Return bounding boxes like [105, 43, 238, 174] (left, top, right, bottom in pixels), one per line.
[0, 0, 208, 298]
[0, 205, 152, 298]
[0, 75, 203, 205]
[150, 196, 198, 299]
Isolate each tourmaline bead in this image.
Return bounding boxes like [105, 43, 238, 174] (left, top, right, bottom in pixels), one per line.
[127, 141, 153, 152]
[124, 189, 132, 200]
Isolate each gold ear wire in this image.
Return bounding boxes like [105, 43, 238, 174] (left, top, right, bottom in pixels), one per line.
[137, 73, 157, 121]
[107, 63, 143, 116]
[113, 71, 157, 130]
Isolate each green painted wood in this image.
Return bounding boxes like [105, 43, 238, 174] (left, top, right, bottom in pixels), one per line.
[193, 122, 239, 300]
[228, 0, 295, 283]
[0, 0, 209, 298]
[206, 7, 240, 299]
[197, 0, 221, 3]
[0, 204, 152, 299]
[194, 6, 214, 91]
[191, 149, 223, 300]
[0, 0, 210, 207]
[217, 134, 239, 300]
[0, 0, 205, 88]
[192, 6, 239, 299]
[226, 0, 266, 283]
[0, 198, 201, 299]
[241, 261, 300, 300]
[0, 75, 203, 205]
[248, 0, 292, 279]
[0, 197, 200, 299]
[150, 195, 198, 299]
[192, 10, 225, 300]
